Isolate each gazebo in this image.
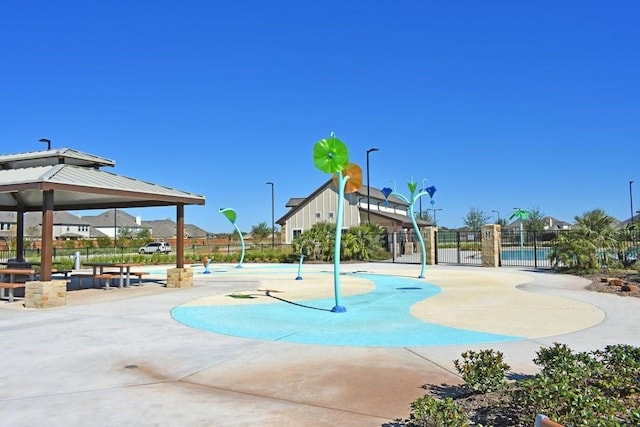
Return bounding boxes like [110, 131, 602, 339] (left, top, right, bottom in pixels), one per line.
[0, 147, 205, 282]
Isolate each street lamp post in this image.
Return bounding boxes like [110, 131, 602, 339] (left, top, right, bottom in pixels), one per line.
[113, 208, 117, 249]
[39, 138, 51, 150]
[366, 148, 379, 223]
[428, 208, 443, 226]
[630, 181, 635, 229]
[491, 210, 500, 224]
[266, 182, 275, 248]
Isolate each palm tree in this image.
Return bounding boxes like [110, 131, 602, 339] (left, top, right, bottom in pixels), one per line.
[292, 222, 335, 261]
[549, 209, 617, 271]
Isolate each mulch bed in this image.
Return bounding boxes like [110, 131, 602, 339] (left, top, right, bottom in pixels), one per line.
[585, 271, 640, 298]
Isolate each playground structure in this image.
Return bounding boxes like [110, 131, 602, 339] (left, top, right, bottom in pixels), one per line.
[218, 208, 245, 268]
[312, 133, 363, 312]
[382, 179, 436, 279]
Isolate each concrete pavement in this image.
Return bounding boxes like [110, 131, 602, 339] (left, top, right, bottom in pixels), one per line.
[0, 263, 638, 426]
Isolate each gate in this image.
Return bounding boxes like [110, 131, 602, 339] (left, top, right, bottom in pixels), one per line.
[436, 230, 482, 265]
[500, 228, 554, 268]
[389, 229, 550, 267]
[387, 230, 482, 266]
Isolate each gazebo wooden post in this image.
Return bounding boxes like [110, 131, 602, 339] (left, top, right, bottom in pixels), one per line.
[40, 191, 54, 281]
[176, 204, 184, 268]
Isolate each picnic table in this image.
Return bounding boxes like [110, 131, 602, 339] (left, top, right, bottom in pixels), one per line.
[82, 262, 144, 289]
[0, 268, 36, 302]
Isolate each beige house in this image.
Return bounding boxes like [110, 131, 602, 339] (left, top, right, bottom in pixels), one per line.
[276, 179, 430, 244]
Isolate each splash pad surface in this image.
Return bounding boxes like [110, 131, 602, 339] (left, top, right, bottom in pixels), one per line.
[170, 264, 605, 347]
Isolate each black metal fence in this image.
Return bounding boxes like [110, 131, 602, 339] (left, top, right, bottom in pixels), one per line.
[0, 242, 293, 264]
[388, 228, 640, 269]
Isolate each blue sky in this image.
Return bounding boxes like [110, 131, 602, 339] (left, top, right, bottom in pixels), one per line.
[2, 1, 639, 232]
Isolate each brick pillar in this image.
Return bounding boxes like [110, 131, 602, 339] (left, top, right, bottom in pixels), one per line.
[481, 224, 501, 267]
[424, 226, 437, 265]
[25, 280, 67, 308]
[167, 267, 194, 288]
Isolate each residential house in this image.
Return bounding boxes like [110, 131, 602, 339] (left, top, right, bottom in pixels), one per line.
[276, 179, 430, 244]
[141, 218, 209, 239]
[79, 210, 146, 239]
[24, 211, 93, 240]
[0, 212, 16, 249]
[506, 216, 573, 231]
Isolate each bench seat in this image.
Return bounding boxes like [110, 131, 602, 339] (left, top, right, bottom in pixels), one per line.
[72, 273, 117, 289]
[0, 282, 26, 302]
[100, 271, 150, 286]
[130, 272, 150, 285]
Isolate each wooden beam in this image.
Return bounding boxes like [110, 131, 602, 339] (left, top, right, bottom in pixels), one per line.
[40, 191, 54, 281]
[176, 204, 184, 268]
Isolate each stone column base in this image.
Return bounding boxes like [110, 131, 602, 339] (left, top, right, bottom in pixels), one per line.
[25, 280, 67, 309]
[481, 224, 501, 267]
[167, 267, 194, 288]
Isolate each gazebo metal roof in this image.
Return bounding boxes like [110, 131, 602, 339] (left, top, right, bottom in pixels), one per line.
[0, 147, 205, 280]
[0, 164, 204, 211]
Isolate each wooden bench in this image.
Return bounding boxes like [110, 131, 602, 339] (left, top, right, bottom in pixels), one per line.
[101, 270, 151, 286]
[51, 269, 73, 278]
[72, 273, 117, 289]
[130, 272, 150, 285]
[0, 282, 26, 302]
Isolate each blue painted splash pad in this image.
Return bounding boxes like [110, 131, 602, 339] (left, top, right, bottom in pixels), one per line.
[171, 273, 523, 347]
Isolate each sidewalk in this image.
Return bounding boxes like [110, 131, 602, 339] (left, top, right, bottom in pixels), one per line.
[0, 263, 638, 426]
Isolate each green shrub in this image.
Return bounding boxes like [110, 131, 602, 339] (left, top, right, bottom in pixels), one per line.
[515, 342, 637, 425]
[409, 395, 468, 427]
[453, 349, 510, 393]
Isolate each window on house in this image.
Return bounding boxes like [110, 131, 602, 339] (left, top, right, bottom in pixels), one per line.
[315, 212, 321, 218]
[293, 229, 303, 239]
[328, 212, 334, 219]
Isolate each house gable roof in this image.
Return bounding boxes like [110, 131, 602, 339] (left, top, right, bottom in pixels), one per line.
[276, 179, 409, 225]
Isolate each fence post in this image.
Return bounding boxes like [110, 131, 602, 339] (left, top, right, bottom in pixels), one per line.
[391, 232, 397, 262]
[424, 226, 437, 265]
[481, 224, 501, 267]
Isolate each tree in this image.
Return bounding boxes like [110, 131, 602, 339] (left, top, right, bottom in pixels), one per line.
[136, 228, 152, 240]
[292, 222, 385, 262]
[463, 207, 491, 230]
[549, 209, 617, 272]
[418, 211, 434, 223]
[524, 207, 546, 232]
[117, 227, 135, 248]
[250, 222, 271, 244]
[96, 236, 112, 248]
[80, 238, 95, 248]
[342, 223, 385, 260]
